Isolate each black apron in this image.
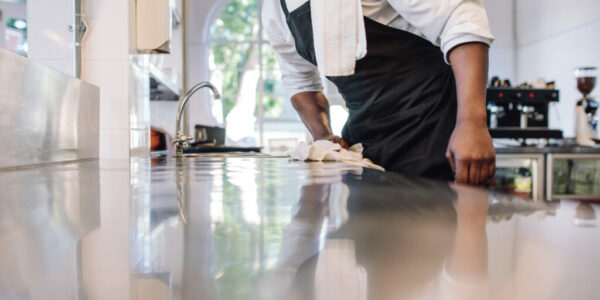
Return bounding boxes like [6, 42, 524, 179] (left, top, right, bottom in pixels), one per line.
[281, 0, 458, 180]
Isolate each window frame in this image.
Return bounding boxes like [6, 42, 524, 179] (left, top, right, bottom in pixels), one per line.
[204, 0, 267, 145]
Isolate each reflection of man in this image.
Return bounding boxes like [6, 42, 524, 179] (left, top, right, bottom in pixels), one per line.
[263, 0, 496, 184]
[443, 184, 490, 299]
[265, 170, 490, 300]
[260, 183, 331, 300]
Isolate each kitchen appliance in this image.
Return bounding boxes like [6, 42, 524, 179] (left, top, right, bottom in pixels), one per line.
[574, 67, 598, 146]
[194, 125, 226, 146]
[188, 125, 263, 154]
[486, 87, 563, 141]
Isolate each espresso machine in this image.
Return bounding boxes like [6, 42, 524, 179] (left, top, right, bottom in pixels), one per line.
[486, 87, 563, 142]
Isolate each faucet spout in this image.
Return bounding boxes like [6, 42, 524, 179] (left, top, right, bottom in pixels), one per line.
[174, 82, 221, 157]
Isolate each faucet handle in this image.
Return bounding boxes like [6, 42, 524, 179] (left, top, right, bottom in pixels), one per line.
[173, 135, 193, 150]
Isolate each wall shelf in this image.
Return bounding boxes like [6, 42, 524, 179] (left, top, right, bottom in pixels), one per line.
[149, 63, 180, 101]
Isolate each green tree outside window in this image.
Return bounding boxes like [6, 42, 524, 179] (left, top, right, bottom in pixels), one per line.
[209, 0, 288, 125]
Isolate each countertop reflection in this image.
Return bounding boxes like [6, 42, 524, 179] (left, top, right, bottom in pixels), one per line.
[0, 157, 598, 300]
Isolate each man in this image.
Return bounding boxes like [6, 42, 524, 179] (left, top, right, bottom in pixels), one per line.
[263, 0, 496, 185]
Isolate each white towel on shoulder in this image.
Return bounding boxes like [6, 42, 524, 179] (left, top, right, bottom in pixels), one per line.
[310, 0, 367, 76]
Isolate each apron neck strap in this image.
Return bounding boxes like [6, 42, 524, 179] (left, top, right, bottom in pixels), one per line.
[280, 0, 290, 16]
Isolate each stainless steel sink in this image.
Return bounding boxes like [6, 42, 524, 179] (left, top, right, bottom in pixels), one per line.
[181, 152, 283, 158]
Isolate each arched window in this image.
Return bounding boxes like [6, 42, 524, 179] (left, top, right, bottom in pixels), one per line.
[208, 0, 309, 149]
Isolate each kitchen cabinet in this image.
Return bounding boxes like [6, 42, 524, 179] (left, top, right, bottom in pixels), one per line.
[495, 147, 600, 201]
[547, 154, 600, 200]
[136, 0, 173, 53]
[495, 154, 544, 200]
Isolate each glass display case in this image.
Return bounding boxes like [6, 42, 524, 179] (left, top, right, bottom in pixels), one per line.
[547, 154, 600, 200]
[494, 154, 545, 201]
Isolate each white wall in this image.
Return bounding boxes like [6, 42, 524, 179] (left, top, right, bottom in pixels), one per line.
[516, 0, 600, 137]
[27, 0, 74, 74]
[484, 0, 516, 82]
[27, 0, 134, 158]
[83, 0, 135, 159]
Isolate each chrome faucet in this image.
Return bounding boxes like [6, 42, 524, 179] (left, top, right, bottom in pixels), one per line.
[174, 82, 221, 157]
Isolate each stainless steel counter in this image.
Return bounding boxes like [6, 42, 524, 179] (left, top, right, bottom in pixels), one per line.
[0, 157, 599, 300]
[496, 145, 600, 154]
[0, 48, 100, 169]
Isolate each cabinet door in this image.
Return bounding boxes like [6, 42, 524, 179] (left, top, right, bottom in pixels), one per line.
[495, 154, 545, 200]
[548, 154, 600, 200]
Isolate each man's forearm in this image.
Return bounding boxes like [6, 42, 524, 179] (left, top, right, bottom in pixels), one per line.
[291, 91, 334, 140]
[448, 42, 489, 125]
[446, 42, 496, 185]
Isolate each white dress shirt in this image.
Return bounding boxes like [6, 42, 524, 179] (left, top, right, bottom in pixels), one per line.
[262, 0, 495, 98]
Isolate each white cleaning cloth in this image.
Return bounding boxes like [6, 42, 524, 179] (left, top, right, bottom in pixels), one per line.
[288, 140, 384, 171]
[310, 0, 367, 76]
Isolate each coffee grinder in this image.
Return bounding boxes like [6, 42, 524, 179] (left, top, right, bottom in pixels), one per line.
[574, 67, 598, 146]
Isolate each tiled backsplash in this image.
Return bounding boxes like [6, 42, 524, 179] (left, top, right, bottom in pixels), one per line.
[27, 0, 155, 159]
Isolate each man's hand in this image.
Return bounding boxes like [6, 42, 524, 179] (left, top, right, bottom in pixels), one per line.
[316, 134, 348, 149]
[446, 120, 495, 185]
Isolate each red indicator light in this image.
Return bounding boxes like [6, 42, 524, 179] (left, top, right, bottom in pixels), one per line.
[529, 92, 534, 99]
[499, 92, 504, 98]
